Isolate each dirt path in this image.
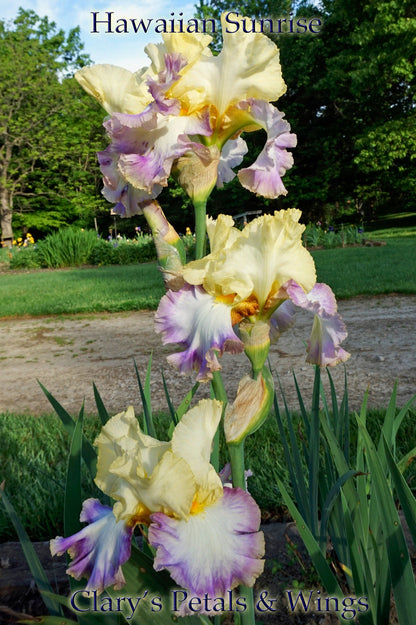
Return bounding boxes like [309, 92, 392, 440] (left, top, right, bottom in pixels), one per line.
[1, 294, 415, 416]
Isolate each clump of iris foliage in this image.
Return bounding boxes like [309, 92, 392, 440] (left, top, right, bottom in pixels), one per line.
[304, 223, 365, 248]
[2, 366, 416, 625]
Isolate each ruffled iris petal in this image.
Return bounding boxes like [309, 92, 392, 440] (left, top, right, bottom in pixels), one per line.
[184, 210, 316, 311]
[155, 284, 244, 381]
[94, 408, 197, 521]
[217, 137, 248, 188]
[171, 399, 223, 506]
[237, 100, 297, 198]
[269, 300, 297, 342]
[50, 499, 133, 594]
[104, 110, 211, 194]
[307, 314, 351, 367]
[75, 64, 154, 115]
[147, 52, 187, 115]
[97, 147, 162, 216]
[148, 487, 264, 612]
[167, 14, 286, 122]
[284, 280, 350, 366]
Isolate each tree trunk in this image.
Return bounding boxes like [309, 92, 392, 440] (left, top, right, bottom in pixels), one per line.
[0, 187, 13, 248]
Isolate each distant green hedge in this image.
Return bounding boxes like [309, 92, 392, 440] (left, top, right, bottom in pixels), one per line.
[88, 236, 157, 265]
[8, 229, 197, 269]
[8, 229, 158, 269]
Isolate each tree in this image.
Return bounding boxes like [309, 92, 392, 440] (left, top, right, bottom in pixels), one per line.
[302, 0, 416, 219]
[0, 9, 105, 246]
[195, 0, 416, 223]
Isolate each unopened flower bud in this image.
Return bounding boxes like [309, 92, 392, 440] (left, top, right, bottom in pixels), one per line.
[239, 319, 271, 376]
[225, 366, 274, 444]
[142, 200, 185, 290]
[172, 145, 220, 204]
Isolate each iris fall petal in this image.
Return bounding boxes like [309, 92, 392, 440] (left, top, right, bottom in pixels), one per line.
[283, 280, 351, 366]
[50, 499, 133, 594]
[149, 487, 264, 611]
[155, 284, 244, 381]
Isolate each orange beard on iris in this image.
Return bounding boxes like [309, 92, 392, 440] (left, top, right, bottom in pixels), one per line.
[230, 295, 260, 326]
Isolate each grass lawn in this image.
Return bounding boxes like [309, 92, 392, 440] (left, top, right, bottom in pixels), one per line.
[0, 262, 165, 317]
[0, 236, 415, 318]
[311, 236, 416, 298]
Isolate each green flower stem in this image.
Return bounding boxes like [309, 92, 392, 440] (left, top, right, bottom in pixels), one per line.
[228, 441, 245, 490]
[211, 370, 228, 407]
[193, 199, 256, 622]
[194, 198, 207, 259]
[240, 586, 256, 625]
[211, 370, 228, 471]
[211, 424, 220, 472]
[228, 441, 256, 625]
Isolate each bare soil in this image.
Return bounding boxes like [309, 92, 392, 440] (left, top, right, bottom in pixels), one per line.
[0, 295, 415, 416]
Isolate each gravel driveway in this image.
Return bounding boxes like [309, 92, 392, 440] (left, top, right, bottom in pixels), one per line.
[1, 294, 415, 416]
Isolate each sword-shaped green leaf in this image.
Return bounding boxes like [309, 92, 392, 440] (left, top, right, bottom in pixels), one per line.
[383, 436, 416, 549]
[38, 381, 97, 477]
[0, 486, 63, 617]
[357, 417, 416, 625]
[134, 357, 156, 437]
[93, 382, 110, 425]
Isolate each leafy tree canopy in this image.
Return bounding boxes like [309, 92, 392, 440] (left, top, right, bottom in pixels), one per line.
[196, 0, 416, 224]
[0, 8, 106, 245]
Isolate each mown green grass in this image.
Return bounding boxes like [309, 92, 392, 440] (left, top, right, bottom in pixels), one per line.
[311, 237, 416, 298]
[1, 403, 415, 542]
[366, 226, 416, 239]
[0, 237, 415, 317]
[0, 263, 165, 317]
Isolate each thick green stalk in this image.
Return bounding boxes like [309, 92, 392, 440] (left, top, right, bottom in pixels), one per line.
[211, 371, 228, 471]
[211, 370, 228, 407]
[228, 441, 256, 625]
[228, 441, 246, 490]
[194, 198, 207, 259]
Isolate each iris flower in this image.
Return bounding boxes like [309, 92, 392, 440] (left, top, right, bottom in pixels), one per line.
[155, 210, 350, 380]
[75, 13, 296, 214]
[51, 401, 264, 605]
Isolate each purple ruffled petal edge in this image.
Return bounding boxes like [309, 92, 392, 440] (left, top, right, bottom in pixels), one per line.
[148, 487, 264, 613]
[284, 280, 350, 366]
[155, 284, 244, 381]
[50, 499, 133, 594]
[237, 99, 297, 199]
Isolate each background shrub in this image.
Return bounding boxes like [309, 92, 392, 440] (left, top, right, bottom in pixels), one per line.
[304, 223, 364, 249]
[87, 235, 157, 265]
[87, 238, 118, 265]
[35, 228, 99, 268]
[8, 247, 41, 270]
